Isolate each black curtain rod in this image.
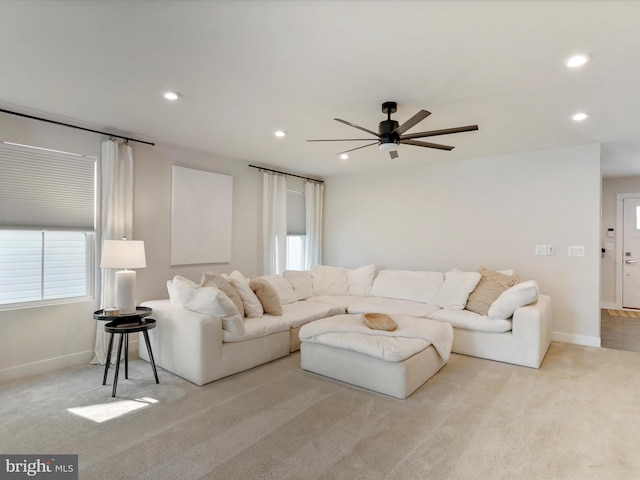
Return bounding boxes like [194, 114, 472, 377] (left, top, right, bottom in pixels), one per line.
[249, 164, 324, 183]
[0, 108, 155, 146]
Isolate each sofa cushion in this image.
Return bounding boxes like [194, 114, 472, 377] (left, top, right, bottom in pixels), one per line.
[311, 264, 349, 296]
[429, 308, 512, 333]
[465, 267, 520, 316]
[488, 280, 539, 319]
[201, 271, 245, 316]
[172, 276, 244, 336]
[370, 270, 444, 304]
[346, 296, 441, 318]
[279, 301, 345, 329]
[284, 270, 314, 300]
[228, 271, 264, 318]
[222, 315, 290, 343]
[306, 295, 358, 311]
[250, 277, 283, 315]
[262, 274, 298, 305]
[434, 270, 482, 310]
[347, 264, 376, 296]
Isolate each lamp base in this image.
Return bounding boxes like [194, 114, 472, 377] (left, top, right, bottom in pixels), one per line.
[115, 270, 137, 315]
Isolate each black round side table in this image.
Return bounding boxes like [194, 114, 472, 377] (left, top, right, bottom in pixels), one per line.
[93, 306, 159, 397]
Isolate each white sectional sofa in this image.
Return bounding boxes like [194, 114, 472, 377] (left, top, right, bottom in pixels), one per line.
[140, 265, 552, 386]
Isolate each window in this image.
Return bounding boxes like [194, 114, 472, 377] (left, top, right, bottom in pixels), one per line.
[0, 230, 92, 305]
[0, 141, 96, 308]
[286, 189, 306, 270]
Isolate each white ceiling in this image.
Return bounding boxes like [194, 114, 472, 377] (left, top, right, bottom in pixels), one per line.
[1, 0, 639, 178]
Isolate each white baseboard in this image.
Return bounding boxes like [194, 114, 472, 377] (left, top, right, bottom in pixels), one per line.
[0, 340, 139, 384]
[600, 301, 618, 310]
[552, 332, 601, 348]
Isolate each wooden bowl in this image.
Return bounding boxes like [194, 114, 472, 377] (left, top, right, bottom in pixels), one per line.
[363, 313, 398, 331]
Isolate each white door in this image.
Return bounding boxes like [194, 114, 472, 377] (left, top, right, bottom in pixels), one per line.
[622, 197, 640, 308]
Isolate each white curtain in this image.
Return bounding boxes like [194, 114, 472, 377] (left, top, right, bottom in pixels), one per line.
[262, 172, 287, 275]
[92, 140, 134, 365]
[304, 181, 323, 269]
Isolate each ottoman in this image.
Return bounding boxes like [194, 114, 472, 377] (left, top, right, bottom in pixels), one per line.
[299, 314, 453, 399]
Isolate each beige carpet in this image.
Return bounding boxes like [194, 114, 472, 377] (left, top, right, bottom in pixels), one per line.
[606, 308, 640, 319]
[2, 343, 640, 479]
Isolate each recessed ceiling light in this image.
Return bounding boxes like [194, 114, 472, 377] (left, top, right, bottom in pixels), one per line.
[572, 112, 589, 122]
[274, 130, 286, 138]
[162, 91, 180, 101]
[565, 54, 590, 68]
[339, 154, 349, 160]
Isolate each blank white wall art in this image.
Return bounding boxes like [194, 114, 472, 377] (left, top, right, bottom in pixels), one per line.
[171, 165, 233, 265]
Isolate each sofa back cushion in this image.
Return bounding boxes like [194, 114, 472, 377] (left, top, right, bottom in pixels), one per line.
[434, 270, 482, 310]
[347, 264, 376, 296]
[311, 264, 349, 296]
[261, 274, 298, 305]
[370, 270, 444, 304]
[487, 280, 539, 319]
[172, 275, 244, 335]
[284, 270, 314, 300]
[228, 270, 264, 318]
[201, 271, 245, 316]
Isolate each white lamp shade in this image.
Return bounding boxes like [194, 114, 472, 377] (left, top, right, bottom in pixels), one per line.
[100, 240, 146, 269]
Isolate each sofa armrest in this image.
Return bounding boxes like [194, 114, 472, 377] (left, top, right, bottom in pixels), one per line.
[511, 294, 552, 367]
[140, 299, 223, 386]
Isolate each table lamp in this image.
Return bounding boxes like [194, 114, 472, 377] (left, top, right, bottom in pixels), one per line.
[100, 239, 146, 314]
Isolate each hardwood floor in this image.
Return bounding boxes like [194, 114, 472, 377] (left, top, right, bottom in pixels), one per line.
[601, 308, 640, 352]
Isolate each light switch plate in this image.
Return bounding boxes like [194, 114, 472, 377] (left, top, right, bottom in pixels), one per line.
[536, 245, 547, 255]
[568, 246, 585, 257]
[546, 245, 555, 256]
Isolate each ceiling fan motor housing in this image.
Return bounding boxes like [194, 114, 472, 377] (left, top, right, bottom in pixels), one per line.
[379, 119, 400, 144]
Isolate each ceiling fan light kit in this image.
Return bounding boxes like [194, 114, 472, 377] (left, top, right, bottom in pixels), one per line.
[307, 101, 478, 159]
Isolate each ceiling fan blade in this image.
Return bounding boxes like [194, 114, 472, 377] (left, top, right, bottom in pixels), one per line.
[307, 138, 377, 142]
[393, 110, 431, 136]
[400, 139, 454, 151]
[337, 142, 379, 155]
[400, 124, 479, 140]
[389, 150, 399, 160]
[334, 118, 379, 137]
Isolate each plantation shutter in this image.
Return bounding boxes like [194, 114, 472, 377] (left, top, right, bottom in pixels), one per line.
[0, 141, 96, 230]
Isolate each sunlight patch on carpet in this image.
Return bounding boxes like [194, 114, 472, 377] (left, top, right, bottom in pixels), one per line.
[67, 397, 158, 423]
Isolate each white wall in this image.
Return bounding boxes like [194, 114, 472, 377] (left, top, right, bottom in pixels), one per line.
[600, 176, 640, 307]
[0, 113, 264, 383]
[324, 143, 602, 345]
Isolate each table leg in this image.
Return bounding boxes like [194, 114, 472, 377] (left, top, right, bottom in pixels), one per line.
[112, 333, 124, 397]
[142, 330, 159, 384]
[102, 333, 114, 386]
[124, 332, 129, 380]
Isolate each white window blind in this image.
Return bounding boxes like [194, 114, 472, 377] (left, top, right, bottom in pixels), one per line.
[0, 141, 96, 229]
[287, 190, 305, 235]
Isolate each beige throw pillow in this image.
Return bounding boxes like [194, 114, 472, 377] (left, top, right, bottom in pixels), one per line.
[465, 267, 519, 316]
[201, 271, 245, 317]
[250, 277, 283, 316]
[228, 271, 264, 318]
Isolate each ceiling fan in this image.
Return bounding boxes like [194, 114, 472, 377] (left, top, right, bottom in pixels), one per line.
[307, 101, 478, 159]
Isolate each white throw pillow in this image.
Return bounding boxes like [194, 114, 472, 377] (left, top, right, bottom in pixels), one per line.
[311, 264, 349, 296]
[172, 276, 244, 335]
[261, 274, 298, 305]
[488, 280, 539, 319]
[171, 275, 200, 305]
[370, 270, 444, 304]
[228, 270, 264, 318]
[283, 270, 314, 300]
[434, 270, 482, 310]
[347, 264, 376, 296]
[167, 279, 178, 304]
